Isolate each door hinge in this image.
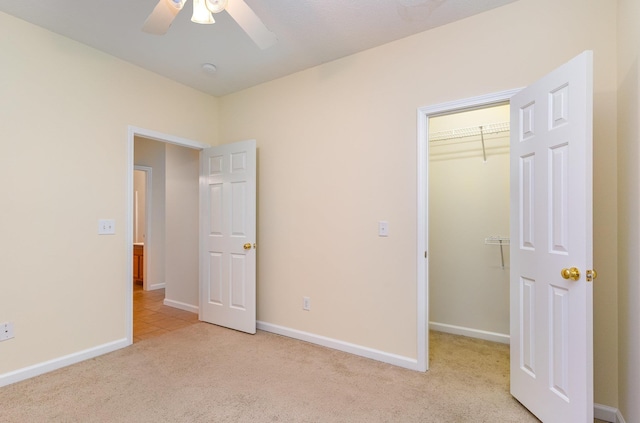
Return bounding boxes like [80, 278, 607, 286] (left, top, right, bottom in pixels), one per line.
[424, 251, 427, 259]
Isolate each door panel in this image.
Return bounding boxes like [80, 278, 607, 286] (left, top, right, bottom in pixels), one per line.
[510, 51, 593, 422]
[549, 144, 569, 254]
[520, 276, 536, 377]
[520, 154, 535, 249]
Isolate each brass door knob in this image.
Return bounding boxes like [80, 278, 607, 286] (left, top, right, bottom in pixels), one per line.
[561, 267, 580, 281]
[243, 243, 252, 250]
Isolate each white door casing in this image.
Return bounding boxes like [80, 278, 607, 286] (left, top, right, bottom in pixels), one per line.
[510, 51, 593, 422]
[200, 140, 257, 334]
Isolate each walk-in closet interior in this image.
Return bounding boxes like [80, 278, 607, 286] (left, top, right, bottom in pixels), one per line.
[428, 103, 511, 343]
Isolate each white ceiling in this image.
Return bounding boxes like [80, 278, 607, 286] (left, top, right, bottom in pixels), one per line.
[0, 0, 518, 96]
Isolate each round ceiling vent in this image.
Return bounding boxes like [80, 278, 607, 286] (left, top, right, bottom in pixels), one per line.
[202, 63, 217, 75]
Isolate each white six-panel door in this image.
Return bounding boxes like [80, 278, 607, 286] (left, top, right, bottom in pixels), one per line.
[200, 140, 257, 334]
[509, 51, 594, 422]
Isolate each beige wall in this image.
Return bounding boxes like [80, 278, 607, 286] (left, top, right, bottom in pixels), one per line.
[165, 143, 200, 309]
[134, 138, 167, 289]
[617, 0, 640, 420]
[0, 12, 217, 375]
[219, 0, 618, 407]
[429, 105, 510, 337]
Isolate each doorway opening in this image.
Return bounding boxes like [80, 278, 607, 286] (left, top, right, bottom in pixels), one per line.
[416, 88, 520, 371]
[126, 126, 210, 345]
[428, 104, 511, 343]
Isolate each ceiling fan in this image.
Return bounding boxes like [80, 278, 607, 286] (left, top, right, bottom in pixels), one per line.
[142, 0, 277, 50]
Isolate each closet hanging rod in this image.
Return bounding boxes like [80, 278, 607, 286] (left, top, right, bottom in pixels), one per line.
[429, 121, 510, 143]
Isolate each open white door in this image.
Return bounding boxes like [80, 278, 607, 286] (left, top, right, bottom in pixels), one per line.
[510, 51, 594, 422]
[200, 139, 257, 334]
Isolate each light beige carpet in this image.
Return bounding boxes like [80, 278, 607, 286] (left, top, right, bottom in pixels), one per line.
[0, 325, 540, 422]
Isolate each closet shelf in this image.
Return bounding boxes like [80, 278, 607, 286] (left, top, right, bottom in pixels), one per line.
[429, 121, 510, 142]
[484, 236, 510, 245]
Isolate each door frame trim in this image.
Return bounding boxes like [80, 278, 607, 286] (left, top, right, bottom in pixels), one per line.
[126, 126, 210, 344]
[415, 88, 522, 371]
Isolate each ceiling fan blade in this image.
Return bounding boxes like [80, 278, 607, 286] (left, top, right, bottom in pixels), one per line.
[225, 0, 277, 50]
[142, 0, 185, 35]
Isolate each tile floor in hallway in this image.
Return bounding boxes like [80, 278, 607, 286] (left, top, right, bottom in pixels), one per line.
[133, 283, 200, 343]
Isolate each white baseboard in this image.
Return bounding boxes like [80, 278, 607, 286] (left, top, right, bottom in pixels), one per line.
[257, 321, 420, 371]
[0, 338, 129, 388]
[163, 298, 198, 314]
[147, 282, 165, 290]
[429, 321, 510, 344]
[594, 403, 625, 423]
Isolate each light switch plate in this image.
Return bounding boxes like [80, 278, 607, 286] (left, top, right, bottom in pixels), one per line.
[378, 221, 389, 237]
[98, 219, 116, 235]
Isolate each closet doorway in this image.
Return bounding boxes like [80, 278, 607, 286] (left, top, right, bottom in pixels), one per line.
[428, 103, 511, 344]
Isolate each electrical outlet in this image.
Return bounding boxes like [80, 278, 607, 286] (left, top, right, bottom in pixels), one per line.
[303, 297, 311, 311]
[98, 219, 116, 235]
[0, 322, 15, 341]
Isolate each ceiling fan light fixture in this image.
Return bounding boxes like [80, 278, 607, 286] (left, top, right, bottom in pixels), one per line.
[205, 0, 228, 14]
[191, 0, 215, 24]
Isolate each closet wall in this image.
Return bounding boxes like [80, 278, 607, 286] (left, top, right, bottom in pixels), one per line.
[429, 104, 511, 340]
